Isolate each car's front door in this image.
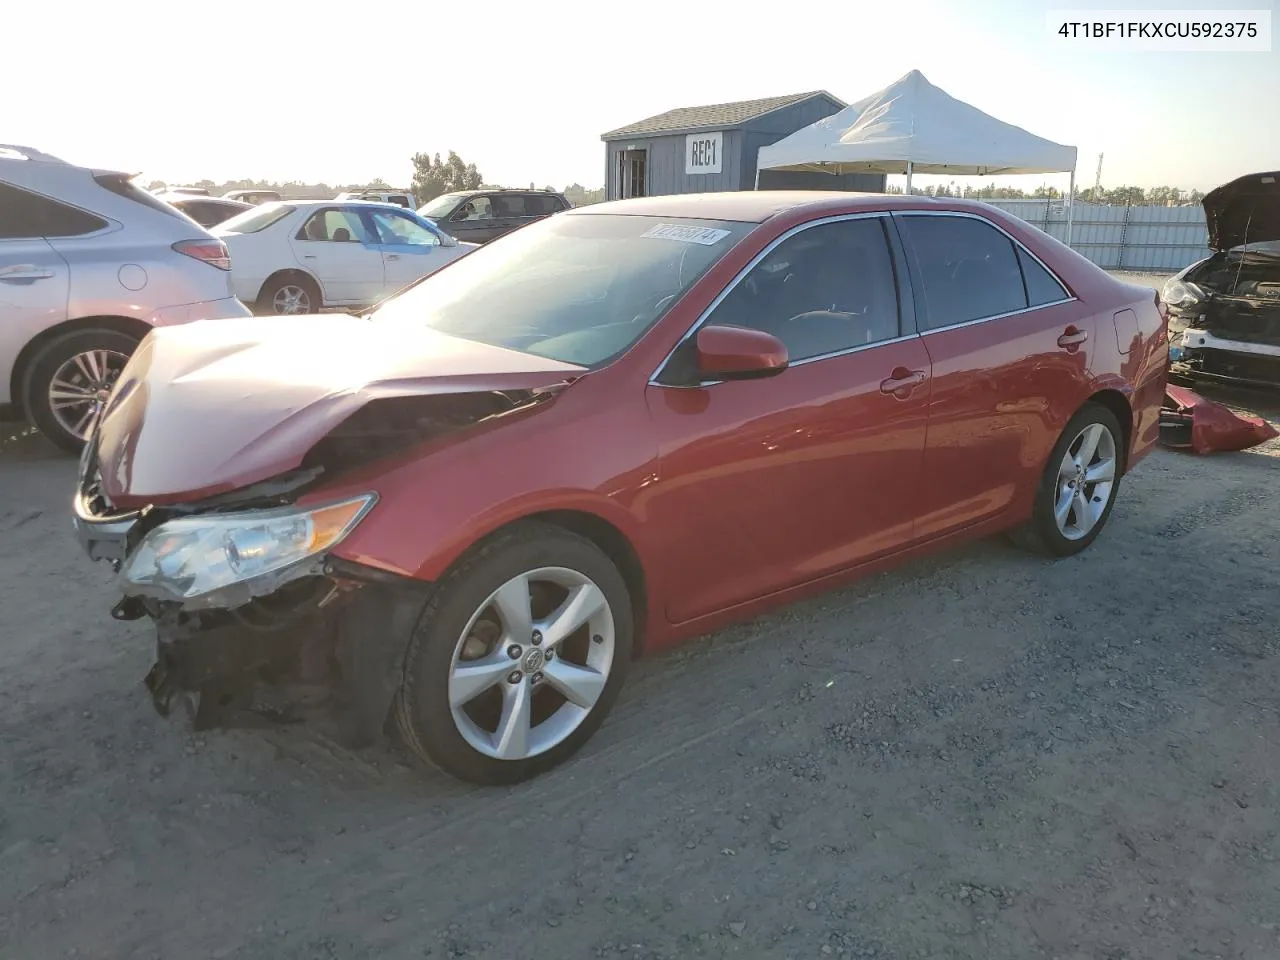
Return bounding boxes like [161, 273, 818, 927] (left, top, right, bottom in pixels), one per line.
[368, 208, 445, 296]
[289, 206, 385, 305]
[893, 211, 1093, 541]
[644, 214, 933, 624]
[445, 195, 500, 244]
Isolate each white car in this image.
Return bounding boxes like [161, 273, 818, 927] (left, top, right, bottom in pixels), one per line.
[0, 145, 250, 452]
[213, 200, 476, 315]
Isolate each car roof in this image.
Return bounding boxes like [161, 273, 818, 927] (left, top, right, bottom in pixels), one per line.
[439, 188, 564, 199]
[0, 143, 67, 164]
[158, 193, 248, 204]
[565, 191, 973, 224]
[272, 199, 422, 213]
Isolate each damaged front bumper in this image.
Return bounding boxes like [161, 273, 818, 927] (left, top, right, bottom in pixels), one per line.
[1171, 326, 1280, 388]
[71, 445, 431, 742]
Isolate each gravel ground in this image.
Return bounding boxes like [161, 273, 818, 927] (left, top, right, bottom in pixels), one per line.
[3, 379, 1280, 960]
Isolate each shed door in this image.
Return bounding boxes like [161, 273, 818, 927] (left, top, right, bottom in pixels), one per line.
[618, 149, 647, 199]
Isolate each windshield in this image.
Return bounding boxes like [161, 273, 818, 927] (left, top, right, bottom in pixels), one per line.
[370, 213, 752, 368]
[419, 192, 468, 219]
[215, 202, 294, 234]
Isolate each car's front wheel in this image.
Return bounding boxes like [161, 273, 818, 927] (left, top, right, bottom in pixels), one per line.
[1010, 401, 1126, 557]
[23, 328, 139, 454]
[394, 522, 634, 785]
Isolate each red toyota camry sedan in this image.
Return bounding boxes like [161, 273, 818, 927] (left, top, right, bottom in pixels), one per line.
[72, 191, 1168, 784]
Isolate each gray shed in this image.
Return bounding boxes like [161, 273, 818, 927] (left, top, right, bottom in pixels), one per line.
[601, 91, 887, 200]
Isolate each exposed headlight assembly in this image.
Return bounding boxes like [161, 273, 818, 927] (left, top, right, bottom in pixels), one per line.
[119, 494, 375, 609]
[1161, 278, 1207, 309]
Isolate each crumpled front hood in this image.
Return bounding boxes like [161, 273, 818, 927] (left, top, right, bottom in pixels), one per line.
[1203, 171, 1280, 250]
[93, 314, 584, 507]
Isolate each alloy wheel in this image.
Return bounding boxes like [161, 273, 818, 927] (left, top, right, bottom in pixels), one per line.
[1053, 422, 1117, 541]
[46, 348, 130, 442]
[272, 284, 311, 314]
[447, 566, 615, 761]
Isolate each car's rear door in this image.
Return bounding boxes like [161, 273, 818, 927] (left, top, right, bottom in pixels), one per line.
[490, 193, 540, 238]
[289, 205, 385, 304]
[892, 211, 1092, 541]
[645, 213, 933, 624]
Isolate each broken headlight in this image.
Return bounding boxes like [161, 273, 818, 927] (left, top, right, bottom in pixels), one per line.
[119, 494, 375, 606]
[1161, 278, 1207, 309]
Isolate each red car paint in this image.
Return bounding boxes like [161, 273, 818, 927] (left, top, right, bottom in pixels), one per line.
[97, 191, 1168, 655]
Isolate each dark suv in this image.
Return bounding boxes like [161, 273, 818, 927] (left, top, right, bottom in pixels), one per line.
[417, 188, 570, 244]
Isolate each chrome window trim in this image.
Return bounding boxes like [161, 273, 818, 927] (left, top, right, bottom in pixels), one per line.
[891, 209, 1076, 335]
[647, 211, 902, 388]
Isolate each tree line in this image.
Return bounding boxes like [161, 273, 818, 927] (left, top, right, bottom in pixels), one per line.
[886, 183, 1206, 204]
[149, 149, 606, 207]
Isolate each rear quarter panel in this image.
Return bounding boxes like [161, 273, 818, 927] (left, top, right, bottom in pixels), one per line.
[52, 229, 235, 317]
[981, 206, 1167, 473]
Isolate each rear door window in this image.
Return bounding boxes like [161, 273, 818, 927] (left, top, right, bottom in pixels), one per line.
[897, 215, 1028, 330]
[493, 194, 531, 219]
[0, 182, 109, 239]
[298, 207, 374, 242]
[529, 194, 566, 216]
[1017, 246, 1070, 306]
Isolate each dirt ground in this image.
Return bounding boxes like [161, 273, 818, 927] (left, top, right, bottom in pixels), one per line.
[5, 334, 1280, 959]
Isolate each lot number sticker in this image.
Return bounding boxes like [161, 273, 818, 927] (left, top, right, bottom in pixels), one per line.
[641, 223, 731, 245]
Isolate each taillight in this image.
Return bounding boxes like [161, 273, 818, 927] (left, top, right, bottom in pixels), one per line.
[172, 239, 231, 271]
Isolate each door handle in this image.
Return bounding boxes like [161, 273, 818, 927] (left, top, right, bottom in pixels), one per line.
[385, 254, 400, 261]
[0, 264, 55, 281]
[1057, 326, 1089, 349]
[302, 254, 317, 260]
[880, 367, 928, 397]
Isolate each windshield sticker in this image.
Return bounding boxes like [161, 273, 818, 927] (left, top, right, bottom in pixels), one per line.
[641, 223, 731, 245]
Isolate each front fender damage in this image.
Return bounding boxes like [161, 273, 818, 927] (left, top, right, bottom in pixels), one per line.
[143, 561, 433, 744]
[93, 384, 580, 743]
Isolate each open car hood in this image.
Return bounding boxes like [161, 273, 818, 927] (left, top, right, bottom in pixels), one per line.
[1203, 171, 1280, 251]
[92, 314, 584, 507]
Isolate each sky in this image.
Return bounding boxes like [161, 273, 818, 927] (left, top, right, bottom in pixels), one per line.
[7, 0, 1277, 194]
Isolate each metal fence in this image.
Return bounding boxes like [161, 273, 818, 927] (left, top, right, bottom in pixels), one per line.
[983, 200, 1210, 274]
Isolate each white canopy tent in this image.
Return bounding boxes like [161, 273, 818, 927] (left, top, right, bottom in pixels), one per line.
[755, 69, 1080, 243]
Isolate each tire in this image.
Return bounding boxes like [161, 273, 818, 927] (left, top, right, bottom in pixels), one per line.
[1008, 402, 1126, 558]
[256, 274, 320, 315]
[394, 521, 634, 785]
[23, 328, 140, 455]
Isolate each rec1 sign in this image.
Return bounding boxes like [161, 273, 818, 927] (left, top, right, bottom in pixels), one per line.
[685, 132, 723, 175]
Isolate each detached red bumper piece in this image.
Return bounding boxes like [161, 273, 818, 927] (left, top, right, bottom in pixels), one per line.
[1159, 385, 1279, 453]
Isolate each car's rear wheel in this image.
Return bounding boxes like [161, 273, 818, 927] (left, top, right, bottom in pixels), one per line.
[394, 522, 634, 785]
[1009, 402, 1125, 557]
[23, 328, 139, 454]
[257, 274, 320, 315]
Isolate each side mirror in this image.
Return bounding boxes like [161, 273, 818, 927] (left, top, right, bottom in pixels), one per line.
[695, 324, 788, 381]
